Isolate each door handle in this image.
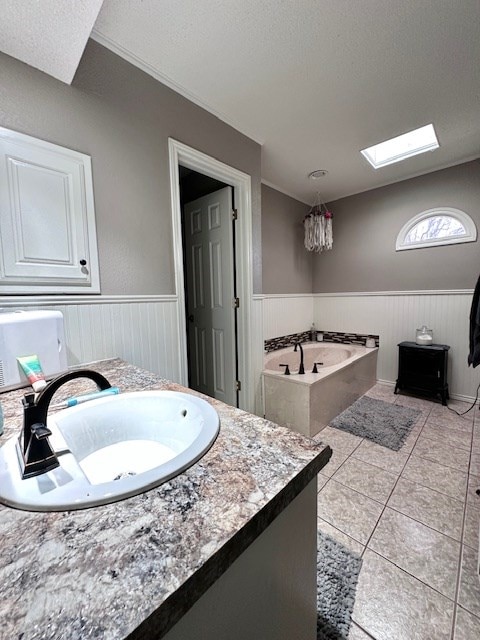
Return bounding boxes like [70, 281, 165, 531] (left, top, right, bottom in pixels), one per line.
[188, 315, 194, 322]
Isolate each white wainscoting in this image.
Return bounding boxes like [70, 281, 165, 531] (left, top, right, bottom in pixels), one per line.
[314, 291, 477, 401]
[260, 291, 478, 401]
[252, 296, 265, 416]
[0, 294, 266, 415]
[262, 294, 314, 340]
[0, 296, 182, 383]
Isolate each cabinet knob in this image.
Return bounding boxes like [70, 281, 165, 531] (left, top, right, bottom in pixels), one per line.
[79, 259, 87, 266]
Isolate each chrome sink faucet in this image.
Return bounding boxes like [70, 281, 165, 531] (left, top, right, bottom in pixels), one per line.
[294, 342, 305, 374]
[19, 369, 112, 479]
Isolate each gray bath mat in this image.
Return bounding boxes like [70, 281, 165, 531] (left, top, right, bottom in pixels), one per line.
[317, 531, 362, 640]
[330, 396, 420, 451]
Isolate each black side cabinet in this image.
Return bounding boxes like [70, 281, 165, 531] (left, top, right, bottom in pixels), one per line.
[395, 341, 450, 405]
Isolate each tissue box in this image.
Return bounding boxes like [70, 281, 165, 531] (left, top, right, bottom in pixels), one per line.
[0, 310, 68, 391]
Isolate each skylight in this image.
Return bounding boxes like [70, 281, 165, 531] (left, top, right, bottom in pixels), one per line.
[361, 124, 439, 169]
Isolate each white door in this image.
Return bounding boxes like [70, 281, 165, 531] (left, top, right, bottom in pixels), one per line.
[184, 187, 237, 406]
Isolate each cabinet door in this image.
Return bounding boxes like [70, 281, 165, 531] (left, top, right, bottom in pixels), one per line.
[400, 348, 442, 390]
[0, 127, 99, 293]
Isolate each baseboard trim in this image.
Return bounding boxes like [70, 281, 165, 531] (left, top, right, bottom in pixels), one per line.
[376, 378, 477, 405]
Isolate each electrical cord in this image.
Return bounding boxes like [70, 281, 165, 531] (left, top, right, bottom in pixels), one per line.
[447, 380, 480, 416]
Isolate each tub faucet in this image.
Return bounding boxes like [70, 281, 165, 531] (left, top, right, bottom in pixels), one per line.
[294, 342, 305, 374]
[19, 369, 113, 479]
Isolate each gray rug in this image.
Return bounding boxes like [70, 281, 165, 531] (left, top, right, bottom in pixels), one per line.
[317, 531, 362, 640]
[330, 396, 420, 451]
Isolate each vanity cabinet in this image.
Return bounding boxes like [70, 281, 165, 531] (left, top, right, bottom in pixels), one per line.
[0, 126, 99, 294]
[395, 341, 450, 405]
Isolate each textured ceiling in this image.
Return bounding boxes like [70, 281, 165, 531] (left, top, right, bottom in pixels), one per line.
[91, 0, 480, 203]
[0, 0, 104, 84]
[1, 1, 479, 203]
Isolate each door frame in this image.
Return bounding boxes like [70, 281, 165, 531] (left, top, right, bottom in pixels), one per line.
[168, 138, 254, 411]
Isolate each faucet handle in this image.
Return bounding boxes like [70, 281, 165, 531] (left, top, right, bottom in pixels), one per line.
[31, 423, 52, 439]
[312, 362, 323, 373]
[279, 364, 290, 375]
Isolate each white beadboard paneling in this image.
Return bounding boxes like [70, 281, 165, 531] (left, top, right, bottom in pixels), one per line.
[252, 296, 265, 416]
[0, 297, 180, 383]
[314, 293, 477, 400]
[262, 294, 313, 340]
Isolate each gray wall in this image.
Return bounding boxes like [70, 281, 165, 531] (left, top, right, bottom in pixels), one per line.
[262, 185, 312, 293]
[0, 40, 262, 295]
[313, 160, 480, 292]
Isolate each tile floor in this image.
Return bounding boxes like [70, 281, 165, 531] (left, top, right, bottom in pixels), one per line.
[315, 383, 480, 640]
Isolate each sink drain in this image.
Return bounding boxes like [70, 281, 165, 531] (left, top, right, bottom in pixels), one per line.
[113, 471, 137, 481]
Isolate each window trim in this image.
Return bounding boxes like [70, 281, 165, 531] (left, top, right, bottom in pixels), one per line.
[396, 207, 477, 251]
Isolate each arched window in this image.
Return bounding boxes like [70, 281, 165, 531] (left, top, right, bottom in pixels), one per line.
[396, 207, 477, 251]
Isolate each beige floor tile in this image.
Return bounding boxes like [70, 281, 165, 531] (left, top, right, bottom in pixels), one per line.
[317, 473, 329, 492]
[317, 426, 364, 455]
[427, 410, 474, 433]
[333, 457, 397, 503]
[454, 606, 480, 640]
[394, 395, 432, 425]
[388, 478, 464, 540]
[365, 383, 397, 403]
[463, 503, 480, 550]
[353, 549, 454, 640]
[317, 480, 383, 544]
[458, 546, 480, 618]
[348, 623, 373, 639]
[412, 436, 471, 472]
[396, 424, 423, 454]
[402, 455, 468, 502]
[470, 452, 480, 476]
[319, 448, 350, 477]
[431, 398, 473, 420]
[317, 518, 365, 556]
[467, 474, 480, 504]
[368, 508, 461, 599]
[421, 422, 472, 451]
[352, 439, 409, 475]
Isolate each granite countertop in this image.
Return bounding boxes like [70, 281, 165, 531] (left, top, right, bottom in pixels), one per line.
[0, 358, 331, 640]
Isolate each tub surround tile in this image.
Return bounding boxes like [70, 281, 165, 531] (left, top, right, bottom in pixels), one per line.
[317, 518, 365, 556]
[368, 508, 460, 599]
[352, 440, 409, 475]
[387, 478, 464, 540]
[332, 457, 397, 504]
[454, 606, 480, 640]
[317, 480, 383, 544]
[353, 549, 454, 640]
[458, 545, 480, 618]
[412, 436, 471, 472]
[264, 330, 380, 353]
[402, 456, 468, 502]
[315, 426, 364, 455]
[0, 359, 331, 640]
[462, 503, 480, 550]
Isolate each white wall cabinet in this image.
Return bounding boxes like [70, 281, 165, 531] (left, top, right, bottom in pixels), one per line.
[0, 127, 100, 294]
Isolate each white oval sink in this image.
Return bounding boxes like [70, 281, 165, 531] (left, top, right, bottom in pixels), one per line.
[0, 391, 219, 511]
